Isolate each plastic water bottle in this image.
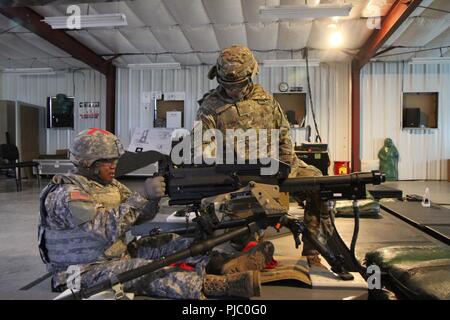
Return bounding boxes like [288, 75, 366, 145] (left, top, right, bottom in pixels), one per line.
[422, 187, 431, 208]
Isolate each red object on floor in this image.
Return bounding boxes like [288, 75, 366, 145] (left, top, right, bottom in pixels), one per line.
[170, 262, 195, 271]
[242, 241, 278, 269]
[265, 259, 278, 269]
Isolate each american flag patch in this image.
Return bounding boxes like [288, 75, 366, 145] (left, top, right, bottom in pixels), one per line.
[70, 191, 91, 201]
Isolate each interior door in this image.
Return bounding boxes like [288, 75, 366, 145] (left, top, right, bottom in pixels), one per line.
[20, 105, 40, 179]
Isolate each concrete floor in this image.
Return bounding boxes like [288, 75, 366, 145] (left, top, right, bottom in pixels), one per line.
[0, 176, 449, 300]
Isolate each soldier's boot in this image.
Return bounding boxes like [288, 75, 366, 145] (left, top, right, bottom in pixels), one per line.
[306, 254, 328, 270]
[220, 241, 275, 274]
[302, 237, 327, 269]
[203, 271, 261, 298]
[303, 234, 354, 281]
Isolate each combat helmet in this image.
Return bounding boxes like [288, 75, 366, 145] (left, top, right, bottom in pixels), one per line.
[208, 45, 259, 86]
[69, 128, 124, 168]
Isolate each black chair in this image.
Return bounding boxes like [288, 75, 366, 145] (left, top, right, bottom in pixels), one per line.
[286, 110, 298, 125]
[0, 143, 41, 191]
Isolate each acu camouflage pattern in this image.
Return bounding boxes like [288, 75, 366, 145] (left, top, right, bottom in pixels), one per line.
[69, 128, 125, 168]
[41, 173, 206, 299]
[74, 234, 207, 300]
[40, 173, 149, 270]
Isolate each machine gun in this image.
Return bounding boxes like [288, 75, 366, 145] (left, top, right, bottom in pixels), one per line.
[117, 151, 385, 272]
[116, 150, 384, 205]
[57, 172, 384, 300]
[51, 153, 387, 300]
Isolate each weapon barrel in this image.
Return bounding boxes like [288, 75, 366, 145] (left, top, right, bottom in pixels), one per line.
[80, 222, 258, 299]
[279, 171, 384, 193]
[168, 218, 251, 235]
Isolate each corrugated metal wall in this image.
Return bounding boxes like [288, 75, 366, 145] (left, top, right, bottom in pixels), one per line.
[1, 62, 448, 180]
[116, 63, 352, 166]
[0, 70, 105, 154]
[361, 62, 450, 180]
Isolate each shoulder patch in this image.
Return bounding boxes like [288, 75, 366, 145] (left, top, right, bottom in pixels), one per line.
[69, 191, 91, 201]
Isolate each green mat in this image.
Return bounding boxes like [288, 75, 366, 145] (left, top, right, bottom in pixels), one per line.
[365, 245, 450, 300]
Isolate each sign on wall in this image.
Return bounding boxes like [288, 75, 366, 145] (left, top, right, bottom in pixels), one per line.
[127, 127, 173, 155]
[79, 102, 100, 119]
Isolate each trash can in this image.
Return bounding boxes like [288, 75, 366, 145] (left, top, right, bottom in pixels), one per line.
[334, 161, 350, 175]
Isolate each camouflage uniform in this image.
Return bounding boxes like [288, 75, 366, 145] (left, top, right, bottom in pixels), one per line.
[38, 128, 205, 299]
[196, 45, 333, 251]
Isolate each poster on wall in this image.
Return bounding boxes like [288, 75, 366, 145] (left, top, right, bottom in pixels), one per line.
[166, 111, 182, 128]
[79, 102, 100, 119]
[127, 127, 173, 155]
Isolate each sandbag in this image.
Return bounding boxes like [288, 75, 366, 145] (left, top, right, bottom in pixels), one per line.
[365, 245, 450, 300]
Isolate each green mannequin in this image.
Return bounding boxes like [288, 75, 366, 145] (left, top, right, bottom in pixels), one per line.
[378, 138, 399, 181]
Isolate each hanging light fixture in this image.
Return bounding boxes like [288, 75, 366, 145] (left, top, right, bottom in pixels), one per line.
[328, 23, 343, 48]
[127, 63, 181, 70]
[42, 13, 127, 29]
[260, 3, 352, 19]
[1, 67, 56, 75]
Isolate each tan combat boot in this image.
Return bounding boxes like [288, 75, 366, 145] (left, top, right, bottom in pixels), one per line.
[203, 271, 261, 298]
[220, 241, 275, 274]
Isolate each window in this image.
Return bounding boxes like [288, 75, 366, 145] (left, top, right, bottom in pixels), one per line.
[47, 95, 74, 129]
[402, 92, 438, 129]
[273, 93, 307, 127]
[154, 100, 184, 128]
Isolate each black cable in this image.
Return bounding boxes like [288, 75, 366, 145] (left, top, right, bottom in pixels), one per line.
[376, 45, 450, 59]
[304, 48, 322, 143]
[417, 5, 450, 14]
[350, 200, 363, 272]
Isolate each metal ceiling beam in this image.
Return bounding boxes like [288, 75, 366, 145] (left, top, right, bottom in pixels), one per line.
[0, 6, 117, 132]
[0, 7, 109, 74]
[350, 0, 423, 172]
[0, 1, 123, 7]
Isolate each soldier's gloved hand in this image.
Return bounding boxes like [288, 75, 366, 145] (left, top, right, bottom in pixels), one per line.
[144, 176, 166, 200]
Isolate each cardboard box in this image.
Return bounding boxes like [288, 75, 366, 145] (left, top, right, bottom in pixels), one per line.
[279, 192, 290, 212]
[56, 149, 69, 158]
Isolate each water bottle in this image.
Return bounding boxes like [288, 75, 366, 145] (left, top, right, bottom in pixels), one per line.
[421, 187, 431, 208]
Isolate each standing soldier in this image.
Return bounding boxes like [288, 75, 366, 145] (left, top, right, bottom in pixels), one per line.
[38, 128, 264, 299]
[196, 45, 342, 273]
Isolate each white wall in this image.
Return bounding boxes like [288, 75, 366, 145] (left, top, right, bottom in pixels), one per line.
[116, 63, 352, 166]
[2, 62, 447, 180]
[0, 70, 106, 154]
[361, 62, 450, 180]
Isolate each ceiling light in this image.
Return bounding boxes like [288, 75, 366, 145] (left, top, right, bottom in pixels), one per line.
[329, 31, 343, 47]
[263, 59, 320, 67]
[42, 13, 127, 29]
[1, 67, 56, 75]
[127, 63, 181, 70]
[409, 57, 450, 65]
[327, 23, 343, 48]
[260, 4, 353, 19]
